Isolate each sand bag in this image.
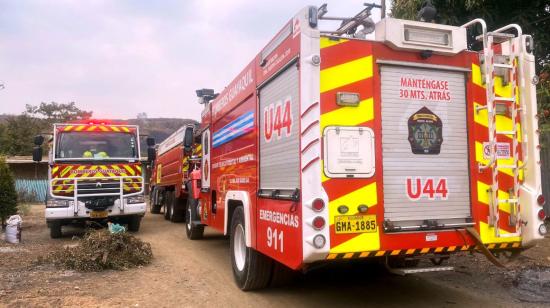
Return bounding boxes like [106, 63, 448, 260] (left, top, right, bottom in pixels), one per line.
[5, 215, 22, 244]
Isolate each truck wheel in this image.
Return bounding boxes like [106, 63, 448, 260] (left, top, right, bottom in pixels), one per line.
[170, 194, 185, 222]
[164, 191, 172, 220]
[185, 194, 204, 239]
[128, 215, 142, 232]
[50, 221, 62, 239]
[230, 206, 273, 290]
[270, 260, 298, 287]
[151, 188, 161, 214]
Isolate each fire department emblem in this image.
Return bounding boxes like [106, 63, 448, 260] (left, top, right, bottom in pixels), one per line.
[408, 107, 443, 154]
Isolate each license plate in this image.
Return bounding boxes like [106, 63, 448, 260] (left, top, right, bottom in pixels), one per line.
[90, 211, 108, 219]
[335, 215, 377, 234]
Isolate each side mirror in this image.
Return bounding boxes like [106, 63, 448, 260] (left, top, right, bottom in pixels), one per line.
[32, 146, 43, 162]
[146, 137, 155, 147]
[34, 135, 44, 146]
[147, 147, 156, 163]
[183, 127, 194, 152]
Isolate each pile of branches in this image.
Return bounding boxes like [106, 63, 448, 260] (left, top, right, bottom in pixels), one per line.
[46, 230, 153, 271]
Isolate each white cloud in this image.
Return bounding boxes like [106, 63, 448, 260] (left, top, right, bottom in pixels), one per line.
[0, 0, 386, 120]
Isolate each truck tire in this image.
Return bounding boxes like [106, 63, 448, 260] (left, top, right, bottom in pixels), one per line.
[150, 188, 162, 214]
[185, 193, 204, 239]
[164, 191, 172, 220]
[170, 194, 185, 223]
[50, 221, 62, 239]
[128, 215, 142, 232]
[270, 260, 298, 287]
[230, 206, 273, 290]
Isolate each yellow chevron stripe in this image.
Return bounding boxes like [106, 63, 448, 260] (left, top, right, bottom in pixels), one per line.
[75, 125, 86, 131]
[390, 250, 401, 256]
[447, 246, 457, 252]
[471, 63, 515, 99]
[99, 125, 109, 132]
[420, 247, 430, 253]
[328, 182, 377, 225]
[327, 254, 337, 260]
[405, 249, 416, 255]
[123, 165, 136, 176]
[320, 36, 349, 49]
[64, 125, 74, 131]
[121, 127, 130, 132]
[477, 181, 519, 215]
[320, 98, 374, 132]
[320, 56, 373, 93]
[100, 165, 117, 177]
[343, 253, 354, 259]
[52, 166, 59, 174]
[359, 251, 370, 258]
[67, 165, 86, 179]
[111, 126, 120, 132]
[375, 251, 385, 257]
[434, 247, 444, 253]
[473, 103, 522, 143]
[60, 166, 73, 177]
[87, 125, 97, 131]
[479, 221, 521, 243]
[475, 141, 524, 180]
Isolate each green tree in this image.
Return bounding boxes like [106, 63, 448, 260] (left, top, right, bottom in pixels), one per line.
[0, 157, 17, 229]
[3, 114, 41, 156]
[25, 102, 92, 128]
[391, 0, 549, 70]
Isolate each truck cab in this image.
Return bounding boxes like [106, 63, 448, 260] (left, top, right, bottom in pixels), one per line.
[33, 121, 146, 238]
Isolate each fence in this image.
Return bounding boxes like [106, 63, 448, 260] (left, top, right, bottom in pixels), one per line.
[540, 132, 550, 217]
[15, 178, 48, 203]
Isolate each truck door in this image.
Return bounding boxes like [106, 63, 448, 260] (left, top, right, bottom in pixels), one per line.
[201, 129, 211, 190]
[381, 65, 472, 231]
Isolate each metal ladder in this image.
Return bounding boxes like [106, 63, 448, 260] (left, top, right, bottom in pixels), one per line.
[463, 20, 524, 238]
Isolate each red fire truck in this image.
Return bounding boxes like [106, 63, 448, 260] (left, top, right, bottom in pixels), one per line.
[32, 121, 149, 238]
[184, 4, 544, 290]
[149, 123, 203, 229]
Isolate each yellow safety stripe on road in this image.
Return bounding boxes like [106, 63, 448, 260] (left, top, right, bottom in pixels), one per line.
[320, 56, 373, 93]
[320, 37, 349, 49]
[320, 98, 374, 133]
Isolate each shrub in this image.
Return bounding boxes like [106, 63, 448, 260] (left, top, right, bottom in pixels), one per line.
[0, 157, 17, 229]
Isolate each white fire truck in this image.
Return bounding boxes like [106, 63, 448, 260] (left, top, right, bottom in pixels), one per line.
[182, 4, 544, 290]
[33, 121, 150, 238]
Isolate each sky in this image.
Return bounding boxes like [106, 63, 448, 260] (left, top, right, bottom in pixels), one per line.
[0, 0, 389, 120]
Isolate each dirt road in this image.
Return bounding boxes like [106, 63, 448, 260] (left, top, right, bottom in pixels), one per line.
[1, 205, 550, 307]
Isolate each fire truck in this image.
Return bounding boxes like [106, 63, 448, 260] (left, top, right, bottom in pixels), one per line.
[32, 121, 149, 238]
[182, 4, 544, 290]
[149, 123, 203, 230]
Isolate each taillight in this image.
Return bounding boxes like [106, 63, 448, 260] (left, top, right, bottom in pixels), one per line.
[537, 195, 546, 206]
[538, 209, 546, 221]
[312, 216, 326, 230]
[313, 234, 326, 248]
[312, 199, 325, 212]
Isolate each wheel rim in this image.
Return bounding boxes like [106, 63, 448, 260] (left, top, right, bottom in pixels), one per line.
[186, 206, 192, 230]
[233, 224, 246, 271]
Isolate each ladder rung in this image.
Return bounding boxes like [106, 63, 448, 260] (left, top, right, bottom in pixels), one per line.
[494, 97, 515, 102]
[494, 63, 513, 69]
[496, 130, 516, 135]
[498, 198, 518, 204]
[497, 164, 518, 169]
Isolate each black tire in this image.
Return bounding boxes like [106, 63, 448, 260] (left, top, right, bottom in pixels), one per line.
[185, 184, 204, 240]
[128, 215, 142, 232]
[50, 221, 62, 239]
[150, 188, 162, 214]
[230, 206, 273, 291]
[388, 257, 420, 268]
[164, 191, 172, 220]
[270, 260, 298, 287]
[185, 199, 204, 239]
[170, 194, 185, 223]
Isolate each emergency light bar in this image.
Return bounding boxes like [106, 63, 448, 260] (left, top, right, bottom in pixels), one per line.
[375, 18, 467, 55]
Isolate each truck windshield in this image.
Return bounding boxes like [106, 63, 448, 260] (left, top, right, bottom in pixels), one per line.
[55, 132, 138, 160]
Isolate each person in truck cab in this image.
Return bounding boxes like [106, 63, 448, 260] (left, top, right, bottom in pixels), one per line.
[82, 144, 110, 158]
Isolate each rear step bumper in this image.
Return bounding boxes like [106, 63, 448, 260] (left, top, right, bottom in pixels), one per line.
[386, 264, 454, 275]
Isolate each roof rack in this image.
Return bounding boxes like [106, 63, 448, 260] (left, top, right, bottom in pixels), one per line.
[317, 3, 381, 38]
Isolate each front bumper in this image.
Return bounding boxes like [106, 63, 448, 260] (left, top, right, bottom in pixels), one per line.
[45, 199, 146, 221]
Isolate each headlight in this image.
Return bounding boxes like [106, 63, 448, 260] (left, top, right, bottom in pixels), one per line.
[46, 199, 73, 208]
[126, 195, 145, 204]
